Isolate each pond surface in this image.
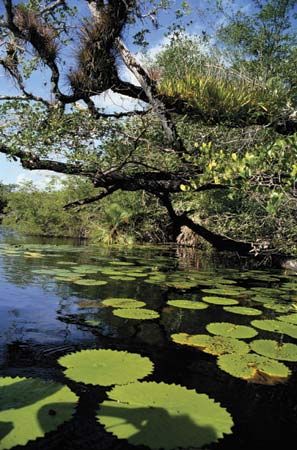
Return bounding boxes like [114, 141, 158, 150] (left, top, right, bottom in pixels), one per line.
[0, 229, 297, 450]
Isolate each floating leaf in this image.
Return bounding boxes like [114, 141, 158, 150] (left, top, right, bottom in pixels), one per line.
[113, 308, 160, 320]
[167, 300, 208, 310]
[171, 333, 249, 355]
[250, 340, 297, 361]
[102, 298, 146, 308]
[251, 319, 297, 338]
[263, 303, 292, 313]
[278, 313, 297, 325]
[97, 381, 233, 450]
[73, 279, 107, 286]
[206, 322, 258, 339]
[202, 296, 239, 305]
[109, 276, 136, 281]
[217, 353, 291, 384]
[201, 288, 244, 296]
[110, 261, 135, 266]
[58, 350, 153, 386]
[223, 306, 262, 316]
[0, 376, 77, 449]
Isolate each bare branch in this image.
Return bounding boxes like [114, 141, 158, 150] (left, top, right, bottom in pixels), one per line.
[64, 185, 118, 209]
[40, 0, 67, 16]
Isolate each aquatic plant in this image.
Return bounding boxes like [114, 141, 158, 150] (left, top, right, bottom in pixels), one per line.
[102, 298, 146, 308]
[277, 313, 297, 325]
[206, 322, 258, 339]
[113, 308, 160, 320]
[167, 300, 209, 310]
[171, 333, 250, 355]
[0, 376, 77, 449]
[73, 279, 107, 286]
[217, 353, 291, 384]
[97, 381, 234, 449]
[223, 306, 262, 316]
[202, 296, 239, 305]
[251, 319, 297, 338]
[250, 339, 297, 361]
[58, 349, 154, 386]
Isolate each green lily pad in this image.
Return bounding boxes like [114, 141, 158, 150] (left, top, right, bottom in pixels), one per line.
[251, 319, 297, 338]
[171, 333, 249, 355]
[167, 300, 208, 310]
[109, 261, 135, 266]
[217, 353, 291, 384]
[166, 281, 197, 289]
[278, 313, 297, 325]
[113, 308, 160, 320]
[202, 297, 239, 305]
[0, 377, 77, 449]
[206, 322, 258, 339]
[201, 288, 244, 296]
[263, 303, 292, 313]
[58, 349, 153, 386]
[73, 279, 107, 286]
[223, 306, 262, 316]
[250, 340, 297, 361]
[102, 298, 146, 308]
[97, 381, 234, 449]
[109, 276, 136, 281]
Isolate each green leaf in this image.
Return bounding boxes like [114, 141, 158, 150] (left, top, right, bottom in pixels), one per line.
[223, 306, 262, 316]
[102, 298, 146, 308]
[250, 340, 297, 362]
[73, 279, 107, 286]
[217, 354, 291, 385]
[0, 377, 77, 449]
[206, 322, 258, 339]
[167, 300, 208, 309]
[112, 308, 160, 320]
[202, 296, 239, 305]
[58, 349, 154, 386]
[97, 382, 234, 449]
[201, 288, 245, 296]
[251, 319, 297, 338]
[277, 313, 297, 325]
[171, 333, 250, 355]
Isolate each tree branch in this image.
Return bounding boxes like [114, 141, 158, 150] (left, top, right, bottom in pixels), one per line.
[64, 185, 118, 209]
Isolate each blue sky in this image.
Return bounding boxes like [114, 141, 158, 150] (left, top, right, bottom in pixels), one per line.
[0, 0, 261, 186]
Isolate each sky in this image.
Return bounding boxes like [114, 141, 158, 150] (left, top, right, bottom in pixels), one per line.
[0, 0, 252, 187]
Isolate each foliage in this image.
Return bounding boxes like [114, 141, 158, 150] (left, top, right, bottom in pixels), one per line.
[112, 308, 160, 320]
[97, 381, 234, 449]
[0, 376, 77, 449]
[202, 296, 239, 305]
[223, 306, 262, 316]
[167, 299, 208, 309]
[251, 319, 297, 338]
[171, 333, 250, 355]
[250, 339, 297, 361]
[58, 349, 154, 386]
[206, 322, 258, 339]
[217, 353, 291, 384]
[102, 298, 146, 308]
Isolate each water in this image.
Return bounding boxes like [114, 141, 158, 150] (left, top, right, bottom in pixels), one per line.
[0, 229, 297, 450]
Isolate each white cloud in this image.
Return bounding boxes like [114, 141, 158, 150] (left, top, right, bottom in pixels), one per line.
[16, 170, 67, 190]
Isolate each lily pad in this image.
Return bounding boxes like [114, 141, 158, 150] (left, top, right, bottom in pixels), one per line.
[201, 288, 245, 296]
[263, 303, 292, 313]
[250, 340, 297, 361]
[278, 313, 297, 325]
[109, 276, 136, 281]
[171, 333, 249, 355]
[217, 353, 291, 384]
[223, 306, 262, 316]
[167, 300, 208, 310]
[58, 349, 153, 386]
[251, 319, 297, 338]
[202, 297, 239, 305]
[113, 308, 160, 320]
[102, 298, 146, 308]
[73, 279, 107, 286]
[0, 376, 77, 449]
[206, 322, 258, 339]
[97, 381, 234, 449]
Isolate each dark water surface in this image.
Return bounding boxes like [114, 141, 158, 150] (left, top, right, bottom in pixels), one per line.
[0, 229, 297, 450]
